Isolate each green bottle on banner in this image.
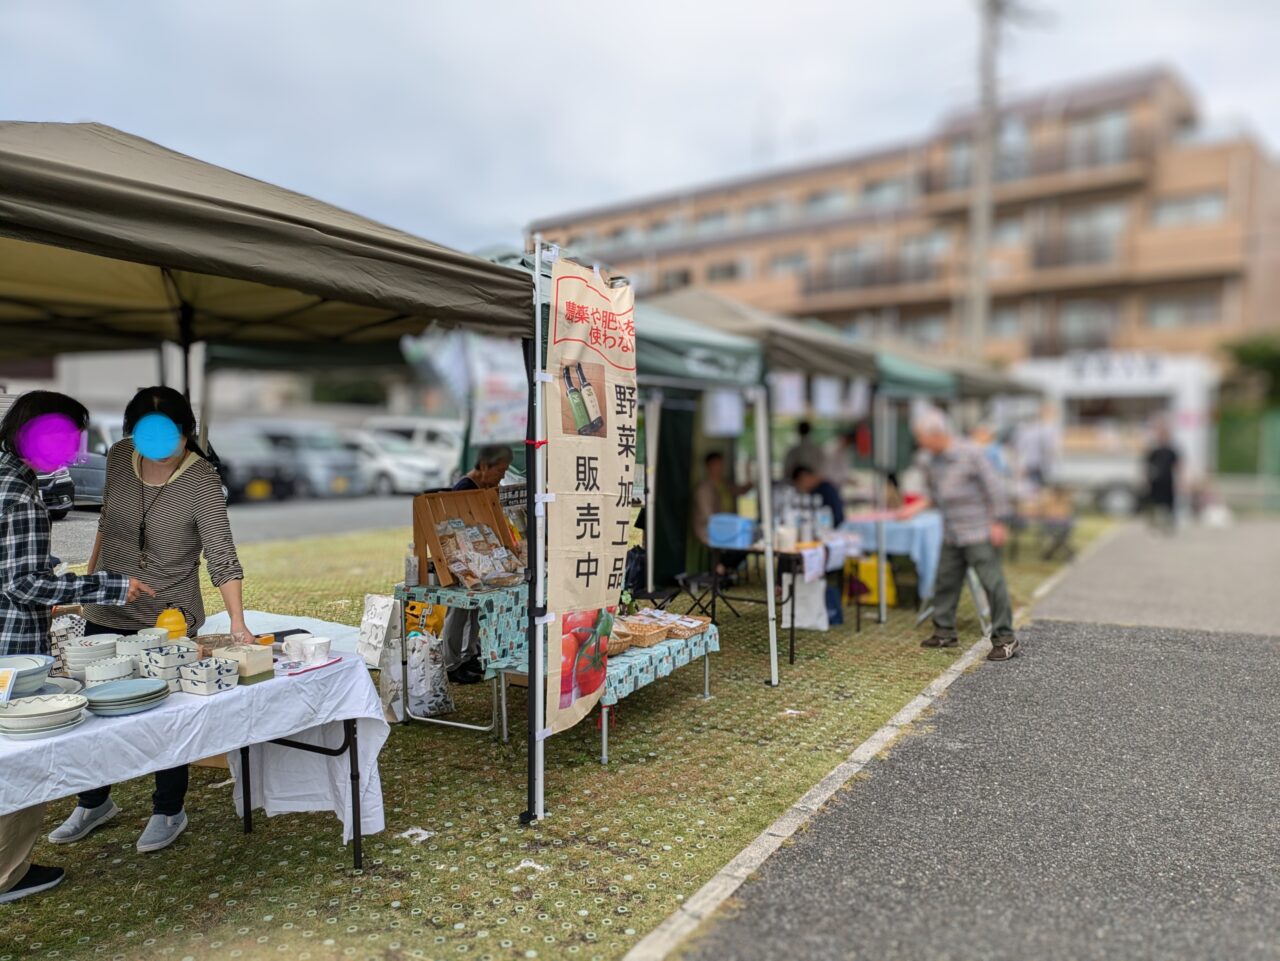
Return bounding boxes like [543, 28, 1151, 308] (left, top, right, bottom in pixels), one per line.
[564, 365, 591, 433]
[576, 363, 605, 434]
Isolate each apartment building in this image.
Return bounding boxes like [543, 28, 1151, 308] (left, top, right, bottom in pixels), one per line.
[528, 67, 1280, 367]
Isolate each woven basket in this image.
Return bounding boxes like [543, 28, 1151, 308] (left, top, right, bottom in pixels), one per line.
[605, 631, 631, 657]
[665, 615, 712, 639]
[613, 618, 668, 648]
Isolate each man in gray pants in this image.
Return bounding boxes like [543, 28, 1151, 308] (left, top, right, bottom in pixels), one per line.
[443, 445, 513, 684]
[898, 407, 1019, 661]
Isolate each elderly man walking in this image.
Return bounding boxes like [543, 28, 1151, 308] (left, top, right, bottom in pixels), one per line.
[899, 407, 1019, 661]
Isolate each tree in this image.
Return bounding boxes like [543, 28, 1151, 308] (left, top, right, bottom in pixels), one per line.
[1227, 335, 1280, 405]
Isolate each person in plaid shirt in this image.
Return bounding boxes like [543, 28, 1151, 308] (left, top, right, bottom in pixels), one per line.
[0, 391, 153, 905]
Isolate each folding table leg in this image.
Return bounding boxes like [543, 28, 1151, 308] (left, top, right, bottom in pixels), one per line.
[347, 719, 363, 870]
[499, 672, 510, 744]
[600, 706, 609, 766]
[703, 654, 711, 700]
[239, 746, 252, 834]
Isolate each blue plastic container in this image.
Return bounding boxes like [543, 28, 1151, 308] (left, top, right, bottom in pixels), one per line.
[708, 513, 756, 549]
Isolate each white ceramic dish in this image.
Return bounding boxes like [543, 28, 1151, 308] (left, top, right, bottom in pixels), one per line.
[141, 663, 182, 680]
[33, 677, 84, 696]
[0, 694, 88, 729]
[178, 657, 239, 683]
[85, 656, 137, 685]
[143, 644, 199, 670]
[1, 714, 87, 740]
[137, 627, 170, 641]
[75, 634, 121, 648]
[0, 654, 56, 695]
[283, 635, 332, 665]
[179, 674, 239, 696]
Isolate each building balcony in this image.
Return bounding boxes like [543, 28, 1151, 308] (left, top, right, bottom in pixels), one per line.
[1032, 237, 1119, 269]
[803, 260, 940, 295]
[924, 134, 1152, 212]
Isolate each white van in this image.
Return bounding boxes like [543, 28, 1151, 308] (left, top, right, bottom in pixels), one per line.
[362, 416, 464, 457]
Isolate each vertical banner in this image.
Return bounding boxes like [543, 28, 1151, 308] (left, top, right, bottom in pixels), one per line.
[467, 334, 530, 444]
[544, 260, 637, 734]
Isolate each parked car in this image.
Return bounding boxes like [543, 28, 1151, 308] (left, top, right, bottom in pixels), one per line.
[363, 416, 464, 459]
[346, 430, 448, 496]
[207, 428, 297, 503]
[239, 420, 363, 498]
[38, 468, 75, 520]
[67, 415, 123, 507]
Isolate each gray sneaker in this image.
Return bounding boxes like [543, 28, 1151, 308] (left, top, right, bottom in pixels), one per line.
[47, 800, 120, 844]
[136, 811, 187, 853]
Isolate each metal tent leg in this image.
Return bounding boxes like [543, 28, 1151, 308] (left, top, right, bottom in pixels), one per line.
[600, 706, 609, 766]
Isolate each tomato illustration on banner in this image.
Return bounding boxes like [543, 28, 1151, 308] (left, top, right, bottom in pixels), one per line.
[543, 258, 637, 735]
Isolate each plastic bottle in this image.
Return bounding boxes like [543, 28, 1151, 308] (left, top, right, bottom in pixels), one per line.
[405, 543, 420, 588]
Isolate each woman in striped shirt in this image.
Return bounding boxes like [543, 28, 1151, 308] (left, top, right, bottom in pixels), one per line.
[49, 387, 249, 855]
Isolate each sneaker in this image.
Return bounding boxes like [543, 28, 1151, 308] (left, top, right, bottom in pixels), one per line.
[136, 811, 188, 853]
[447, 667, 482, 686]
[987, 638, 1020, 661]
[921, 634, 959, 649]
[47, 799, 120, 844]
[0, 864, 64, 904]
[459, 657, 484, 679]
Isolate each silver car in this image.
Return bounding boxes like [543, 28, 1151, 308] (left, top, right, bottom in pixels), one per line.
[238, 420, 364, 498]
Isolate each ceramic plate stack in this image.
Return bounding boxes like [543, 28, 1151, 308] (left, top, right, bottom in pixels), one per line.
[0, 654, 56, 696]
[31, 676, 85, 696]
[62, 635, 121, 681]
[85, 677, 170, 717]
[85, 655, 138, 687]
[0, 694, 88, 740]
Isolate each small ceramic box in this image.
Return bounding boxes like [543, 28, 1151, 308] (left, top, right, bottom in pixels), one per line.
[211, 644, 273, 677]
[141, 662, 182, 681]
[143, 643, 199, 670]
[178, 657, 239, 683]
[178, 673, 239, 696]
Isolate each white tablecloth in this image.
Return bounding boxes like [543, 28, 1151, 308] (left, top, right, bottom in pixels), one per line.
[0, 657, 387, 844]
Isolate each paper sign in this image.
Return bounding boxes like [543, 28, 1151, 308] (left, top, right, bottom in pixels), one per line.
[0, 669, 15, 704]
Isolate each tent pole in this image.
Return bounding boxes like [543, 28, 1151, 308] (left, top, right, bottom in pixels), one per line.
[198, 358, 212, 451]
[178, 302, 195, 399]
[874, 391, 889, 625]
[643, 392, 662, 594]
[521, 234, 547, 826]
[157, 346, 167, 387]
[752, 386, 779, 686]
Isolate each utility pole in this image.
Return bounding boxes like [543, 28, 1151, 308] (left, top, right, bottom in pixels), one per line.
[965, 0, 1001, 361]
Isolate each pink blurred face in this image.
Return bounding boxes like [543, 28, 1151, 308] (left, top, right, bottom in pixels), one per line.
[914, 427, 949, 454]
[15, 413, 83, 473]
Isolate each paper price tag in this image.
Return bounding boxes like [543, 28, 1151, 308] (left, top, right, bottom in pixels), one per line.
[0, 668, 16, 705]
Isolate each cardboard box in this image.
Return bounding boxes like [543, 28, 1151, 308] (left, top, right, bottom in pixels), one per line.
[412, 488, 519, 588]
[211, 644, 273, 677]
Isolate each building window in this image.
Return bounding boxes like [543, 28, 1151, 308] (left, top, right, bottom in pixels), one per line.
[804, 188, 850, 217]
[1151, 192, 1226, 227]
[1058, 299, 1117, 347]
[993, 216, 1023, 247]
[770, 251, 809, 276]
[744, 201, 780, 230]
[1067, 108, 1130, 168]
[695, 209, 729, 237]
[861, 177, 911, 210]
[828, 243, 882, 278]
[659, 268, 692, 293]
[649, 217, 681, 243]
[990, 305, 1021, 339]
[997, 117, 1030, 179]
[1146, 293, 1219, 329]
[706, 261, 739, 282]
[947, 139, 972, 189]
[901, 314, 949, 346]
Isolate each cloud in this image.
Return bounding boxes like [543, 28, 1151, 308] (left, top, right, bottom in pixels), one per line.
[1, 0, 1274, 251]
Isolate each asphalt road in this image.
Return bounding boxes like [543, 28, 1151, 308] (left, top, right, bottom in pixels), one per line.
[50, 495, 411, 565]
[685, 619, 1280, 961]
[1034, 519, 1279, 635]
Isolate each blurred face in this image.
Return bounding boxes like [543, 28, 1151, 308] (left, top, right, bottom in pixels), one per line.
[971, 426, 994, 445]
[477, 459, 510, 488]
[706, 456, 725, 481]
[794, 470, 817, 493]
[914, 426, 950, 454]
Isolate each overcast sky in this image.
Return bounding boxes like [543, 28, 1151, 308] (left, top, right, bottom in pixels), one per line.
[2, 1, 1275, 252]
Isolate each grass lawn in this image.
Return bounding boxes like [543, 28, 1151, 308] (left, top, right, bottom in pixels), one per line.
[3, 517, 1110, 961]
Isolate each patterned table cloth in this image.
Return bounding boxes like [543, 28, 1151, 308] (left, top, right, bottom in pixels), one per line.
[602, 625, 720, 706]
[396, 583, 529, 678]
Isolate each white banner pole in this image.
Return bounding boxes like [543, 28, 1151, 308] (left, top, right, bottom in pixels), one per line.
[531, 235, 547, 822]
[644, 392, 662, 594]
[752, 386, 780, 686]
